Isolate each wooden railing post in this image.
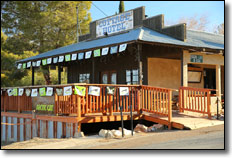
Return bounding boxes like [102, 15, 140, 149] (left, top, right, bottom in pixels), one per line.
[77, 96, 81, 119]
[207, 90, 211, 119]
[110, 95, 113, 116]
[18, 97, 21, 113]
[137, 87, 141, 115]
[168, 90, 172, 130]
[179, 88, 182, 112]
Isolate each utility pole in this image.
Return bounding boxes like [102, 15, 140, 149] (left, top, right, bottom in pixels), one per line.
[76, 6, 79, 43]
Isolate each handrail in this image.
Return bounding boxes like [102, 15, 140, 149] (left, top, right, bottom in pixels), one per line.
[179, 86, 211, 119]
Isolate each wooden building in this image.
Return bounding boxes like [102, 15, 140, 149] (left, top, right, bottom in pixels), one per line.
[1, 6, 224, 142]
[17, 6, 224, 101]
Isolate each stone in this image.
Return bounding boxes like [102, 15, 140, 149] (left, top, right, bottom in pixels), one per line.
[147, 124, 164, 132]
[118, 127, 135, 136]
[105, 130, 114, 139]
[134, 124, 148, 133]
[112, 130, 122, 138]
[99, 129, 108, 137]
[74, 132, 85, 138]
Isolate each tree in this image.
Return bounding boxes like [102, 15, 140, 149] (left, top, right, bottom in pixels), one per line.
[178, 14, 209, 31]
[119, 1, 125, 13]
[214, 23, 224, 35]
[1, 30, 38, 87]
[1, 1, 92, 85]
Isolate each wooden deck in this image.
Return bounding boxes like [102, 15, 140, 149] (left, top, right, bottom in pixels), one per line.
[1, 84, 221, 142]
[142, 111, 224, 130]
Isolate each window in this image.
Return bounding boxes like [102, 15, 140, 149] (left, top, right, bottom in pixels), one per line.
[126, 69, 139, 85]
[79, 73, 90, 83]
[188, 71, 202, 83]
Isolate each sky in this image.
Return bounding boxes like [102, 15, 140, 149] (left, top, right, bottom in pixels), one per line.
[90, 1, 224, 33]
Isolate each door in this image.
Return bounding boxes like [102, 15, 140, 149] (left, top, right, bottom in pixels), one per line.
[101, 71, 117, 84]
[204, 68, 216, 94]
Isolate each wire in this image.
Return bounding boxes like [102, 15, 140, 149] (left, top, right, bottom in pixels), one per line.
[92, 2, 108, 17]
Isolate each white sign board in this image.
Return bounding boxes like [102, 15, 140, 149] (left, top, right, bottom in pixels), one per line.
[18, 88, 24, 96]
[88, 86, 101, 96]
[96, 11, 133, 37]
[46, 87, 53, 96]
[119, 87, 129, 96]
[31, 89, 38, 97]
[63, 86, 72, 96]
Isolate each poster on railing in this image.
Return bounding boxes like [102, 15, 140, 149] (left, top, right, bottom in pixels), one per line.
[25, 89, 31, 96]
[119, 43, 127, 52]
[46, 87, 53, 96]
[119, 87, 129, 96]
[106, 86, 115, 95]
[56, 88, 63, 96]
[12, 88, 18, 96]
[18, 88, 24, 96]
[88, 86, 100, 96]
[71, 54, 77, 61]
[31, 89, 38, 97]
[39, 88, 46, 96]
[7, 89, 13, 96]
[63, 86, 72, 96]
[74, 86, 86, 96]
[23, 63, 26, 69]
[101, 47, 109, 56]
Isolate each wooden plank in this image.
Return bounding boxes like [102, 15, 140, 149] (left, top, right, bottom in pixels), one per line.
[207, 91, 211, 119]
[168, 90, 172, 130]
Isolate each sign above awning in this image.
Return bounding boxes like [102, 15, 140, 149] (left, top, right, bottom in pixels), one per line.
[96, 11, 133, 38]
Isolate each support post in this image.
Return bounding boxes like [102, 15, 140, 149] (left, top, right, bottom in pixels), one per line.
[58, 65, 61, 84]
[92, 58, 95, 83]
[182, 50, 188, 87]
[120, 105, 124, 138]
[137, 43, 143, 85]
[216, 64, 222, 111]
[32, 67, 35, 86]
[168, 90, 172, 130]
[130, 104, 133, 136]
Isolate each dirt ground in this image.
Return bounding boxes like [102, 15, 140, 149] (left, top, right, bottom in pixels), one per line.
[1, 124, 224, 149]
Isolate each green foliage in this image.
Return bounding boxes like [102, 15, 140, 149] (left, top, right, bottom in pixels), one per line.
[1, 1, 92, 87]
[2, 1, 92, 53]
[119, 1, 125, 13]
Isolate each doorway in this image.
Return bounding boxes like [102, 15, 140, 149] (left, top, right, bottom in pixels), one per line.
[101, 71, 117, 84]
[204, 68, 216, 94]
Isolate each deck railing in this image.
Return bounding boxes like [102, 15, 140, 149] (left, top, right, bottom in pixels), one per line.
[140, 85, 172, 123]
[179, 86, 211, 119]
[55, 84, 140, 116]
[1, 84, 174, 125]
[1, 92, 32, 112]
